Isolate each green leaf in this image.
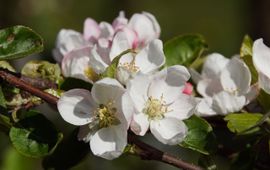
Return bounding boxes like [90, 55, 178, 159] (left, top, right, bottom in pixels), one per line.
[180, 115, 215, 155]
[240, 35, 258, 84]
[0, 25, 43, 60]
[9, 112, 63, 158]
[0, 85, 6, 108]
[224, 113, 263, 134]
[164, 34, 208, 66]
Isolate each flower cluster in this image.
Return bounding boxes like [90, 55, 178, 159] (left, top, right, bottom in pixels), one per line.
[56, 12, 197, 160]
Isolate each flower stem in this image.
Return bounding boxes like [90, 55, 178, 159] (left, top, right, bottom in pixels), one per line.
[0, 68, 203, 170]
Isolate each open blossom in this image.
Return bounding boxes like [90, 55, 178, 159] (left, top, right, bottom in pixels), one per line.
[57, 78, 133, 160]
[192, 53, 258, 116]
[127, 66, 197, 145]
[252, 38, 270, 94]
[57, 11, 161, 84]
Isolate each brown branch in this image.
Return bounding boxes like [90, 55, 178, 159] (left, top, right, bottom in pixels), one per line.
[0, 69, 202, 170]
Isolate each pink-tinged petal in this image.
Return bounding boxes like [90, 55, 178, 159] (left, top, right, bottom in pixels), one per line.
[83, 18, 101, 42]
[61, 46, 92, 83]
[90, 125, 127, 160]
[130, 113, 149, 136]
[91, 78, 125, 105]
[150, 118, 187, 145]
[96, 38, 111, 65]
[148, 65, 190, 103]
[212, 91, 246, 115]
[182, 82, 193, 95]
[142, 12, 161, 38]
[202, 53, 229, 79]
[220, 57, 251, 95]
[166, 94, 196, 120]
[53, 29, 87, 63]
[135, 39, 165, 73]
[126, 74, 151, 112]
[195, 98, 217, 117]
[99, 22, 114, 39]
[128, 13, 159, 45]
[57, 89, 97, 126]
[112, 11, 128, 30]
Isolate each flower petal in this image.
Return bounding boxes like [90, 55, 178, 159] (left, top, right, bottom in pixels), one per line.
[109, 31, 131, 61]
[245, 83, 260, 104]
[150, 118, 187, 145]
[253, 38, 270, 78]
[83, 18, 100, 42]
[135, 39, 165, 73]
[61, 47, 92, 83]
[142, 12, 161, 38]
[89, 45, 109, 74]
[195, 98, 217, 117]
[212, 91, 246, 115]
[99, 22, 114, 39]
[258, 72, 270, 94]
[53, 29, 87, 63]
[220, 57, 251, 95]
[197, 78, 222, 98]
[166, 94, 196, 120]
[148, 65, 190, 103]
[91, 78, 125, 105]
[130, 112, 149, 136]
[127, 74, 151, 112]
[112, 11, 128, 30]
[202, 53, 229, 79]
[90, 125, 127, 160]
[57, 89, 97, 126]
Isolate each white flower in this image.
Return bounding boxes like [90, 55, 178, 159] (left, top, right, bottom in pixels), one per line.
[127, 66, 196, 145]
[57, 78, 133, 160]
[252, 38, 270, 94]
[192, 53, 258, 116]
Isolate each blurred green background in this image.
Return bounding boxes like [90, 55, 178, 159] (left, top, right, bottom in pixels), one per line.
[0, 0, 269, 169]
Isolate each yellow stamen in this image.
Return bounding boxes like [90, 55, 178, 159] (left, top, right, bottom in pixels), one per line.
[84, 67, 99, 82]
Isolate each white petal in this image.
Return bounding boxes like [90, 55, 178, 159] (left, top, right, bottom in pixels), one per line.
[135, 39, 165, 73]
[202, 53, 229, 79]
[142, 12, 161, 38]
[53, 29, 87, 63]
[99, 22, 114, 39]
[120, 92, 134, 128]
[130, 113, 149, 136]
[128, 13, 158, 45]
[166, 94, 196, 120]
[195, 98, 217, 117]
[150, 118, 187, 145]
[212, 91, 246, 115]
[220, 57, 251, 95]
[115, 66, 134, 85]
[57, 89, 97, 126]
[89, 45, 109, 74]
[127, 74, 151, 111]
[109, 31, 131, 61]
[90, 125, 127, 160]
[61, 47, 92, 83]
[148, 66, 190, 103]
[245, 83, 260, 104]
[197, 78, 222, 98]
[253, 38, 270, 77]
[258, 72, 270, 94]
[83, 18, 100, 42]
[91, 78, 125, 105]
[112, 11, 128, 30]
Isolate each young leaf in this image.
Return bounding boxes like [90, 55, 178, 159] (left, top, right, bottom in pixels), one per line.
[224, 113, 263, 134]
[9, 112, 63, 158]
[0, 25, 43, 60]
[180, 115, 216, 155]
[164, 34, 208, 66]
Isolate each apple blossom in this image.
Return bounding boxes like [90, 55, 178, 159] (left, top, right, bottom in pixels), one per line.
[127, 66, 197, 145]
[57, 78, 133, 160]
[192, 53, 258, 116]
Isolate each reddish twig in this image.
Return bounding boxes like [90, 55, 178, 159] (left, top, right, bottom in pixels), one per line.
[0, 69, 202, 170]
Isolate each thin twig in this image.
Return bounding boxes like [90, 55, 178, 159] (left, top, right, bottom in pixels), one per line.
[0, 69, 202, 170]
